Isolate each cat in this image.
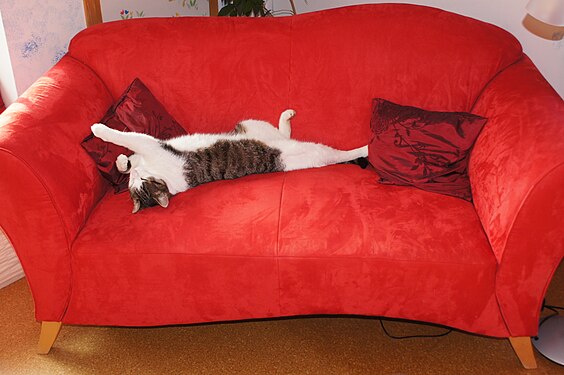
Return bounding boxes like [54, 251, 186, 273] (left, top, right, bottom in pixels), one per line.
[91, 109, 368, 213]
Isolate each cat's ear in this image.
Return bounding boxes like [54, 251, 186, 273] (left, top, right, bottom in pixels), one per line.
[155, 193, 169, 208]
[132, 198, 141, 214]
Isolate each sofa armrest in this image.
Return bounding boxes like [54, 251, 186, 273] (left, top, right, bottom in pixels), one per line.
[0, 56, 113, 321]
[469, 56, 564, 336]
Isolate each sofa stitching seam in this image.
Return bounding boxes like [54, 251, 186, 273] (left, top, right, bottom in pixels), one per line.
[275, 173, 286, 315]
[73, 252, 493, 267]
[64, 54, 114, 101]
[469, 54, 524, 112]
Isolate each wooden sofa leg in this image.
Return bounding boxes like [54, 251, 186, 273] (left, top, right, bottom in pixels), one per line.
[509, 336, 537, 369]
[38, 321, 62, 354]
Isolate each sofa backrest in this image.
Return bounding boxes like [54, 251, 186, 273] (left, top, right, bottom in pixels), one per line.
[68, 4, 522, 150]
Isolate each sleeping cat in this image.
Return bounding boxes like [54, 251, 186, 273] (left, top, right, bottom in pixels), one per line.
[91, 109, 368, 213]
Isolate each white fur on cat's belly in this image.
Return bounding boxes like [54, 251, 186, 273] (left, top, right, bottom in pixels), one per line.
[164, 118, 289, 153]
[239, 119, 288, 141]
[166, 133, 240, 153]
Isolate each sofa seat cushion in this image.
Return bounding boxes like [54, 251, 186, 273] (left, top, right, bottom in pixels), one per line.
[66, 172, 286, 326]
[275, 165, 503, 335]
[67, 165, 503, 334]
[74, 172, 286, 257]
[278, 165, 493, 264]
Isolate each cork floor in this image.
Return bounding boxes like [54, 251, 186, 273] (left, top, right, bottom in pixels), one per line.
[1, 263, 562, 375]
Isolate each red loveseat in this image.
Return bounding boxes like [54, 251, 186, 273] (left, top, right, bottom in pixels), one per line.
[0, 4, 562, 369]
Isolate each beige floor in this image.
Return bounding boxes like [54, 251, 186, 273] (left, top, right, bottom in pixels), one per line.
[1, 263, 562, 375]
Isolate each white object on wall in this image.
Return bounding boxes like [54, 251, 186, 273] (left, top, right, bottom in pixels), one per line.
[0, 228, 24, 289]
[526, 0, 564, 25]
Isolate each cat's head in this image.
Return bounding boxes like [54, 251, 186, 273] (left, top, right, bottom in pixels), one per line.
[116, 154, 171, 213]
[129, 176, 171, 214]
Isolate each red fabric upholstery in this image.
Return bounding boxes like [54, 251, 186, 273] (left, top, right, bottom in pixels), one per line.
[66, 172, 285, 325]
[288, 5, 521, 149]
[68, 4, 521, 150]
[0, 56, 113, 321]
[65, 165, 506, 335]
[81, 78, 187, 192]
[470, 56, 564, 336]
[0, 4, 561, 340]
[68, 15, 292, 135]
[276, 166, 505, 336]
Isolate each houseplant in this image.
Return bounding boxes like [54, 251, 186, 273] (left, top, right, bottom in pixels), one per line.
[218, 0, 271, 16]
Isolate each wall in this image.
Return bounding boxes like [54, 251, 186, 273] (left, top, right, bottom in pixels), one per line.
[294, 0, 564, 98]
[100, 0, 209, 21]
[0, 11, 16, 106]
[99, 1, 283, 20]
[0, 1, 86, 289]
[0, 1, 86, 104]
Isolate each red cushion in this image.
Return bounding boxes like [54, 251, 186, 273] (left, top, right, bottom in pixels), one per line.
[368, 99, 486, 201]
[81, 78, 187, 192]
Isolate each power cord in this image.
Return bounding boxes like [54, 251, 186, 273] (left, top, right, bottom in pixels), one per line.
[534, 300, 562, 339]
[379, 319, 452, 340]
[544, 304, 563, 311]
[379, 302, 563, 340]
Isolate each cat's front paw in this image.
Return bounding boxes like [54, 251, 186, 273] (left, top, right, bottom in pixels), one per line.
[91, 123, 112, 140]
[116, 154, 130, 173]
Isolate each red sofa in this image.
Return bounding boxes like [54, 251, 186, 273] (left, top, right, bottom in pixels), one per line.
[0, 4, 562, 368]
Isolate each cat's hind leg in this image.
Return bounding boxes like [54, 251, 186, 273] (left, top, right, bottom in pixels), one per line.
[281, 142, 368, 172]
[278, 109, 295, 138]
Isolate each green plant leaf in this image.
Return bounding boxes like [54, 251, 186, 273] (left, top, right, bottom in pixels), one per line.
[218, 4, 236, 16]
[243, 2, 252, 16]
[219, 0, 268, 17]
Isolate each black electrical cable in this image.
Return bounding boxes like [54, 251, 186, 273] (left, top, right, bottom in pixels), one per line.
[379, 302, 562, 340]
[538, 306, 559, 328]
[544, 304, 564, 311]
[379, 319, 452, 340]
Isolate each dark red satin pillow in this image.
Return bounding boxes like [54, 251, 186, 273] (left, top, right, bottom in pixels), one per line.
[368, 98, 486, 201]
[82, 78, 187, 193]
